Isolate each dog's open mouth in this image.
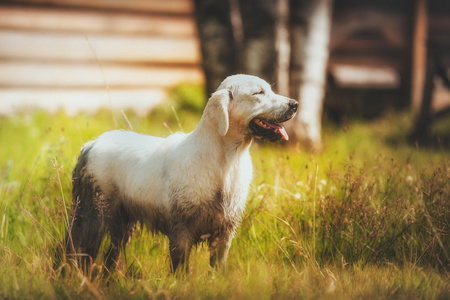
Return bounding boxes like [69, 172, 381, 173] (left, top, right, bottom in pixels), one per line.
[249, 118, 289, 141]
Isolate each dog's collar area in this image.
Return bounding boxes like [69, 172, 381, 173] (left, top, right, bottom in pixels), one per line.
[249, 118, 289, 141]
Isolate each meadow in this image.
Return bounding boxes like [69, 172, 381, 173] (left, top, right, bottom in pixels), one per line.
[0, 88, 449, 299]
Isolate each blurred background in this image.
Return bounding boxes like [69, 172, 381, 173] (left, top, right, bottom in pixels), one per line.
[0, 0, 449, 149]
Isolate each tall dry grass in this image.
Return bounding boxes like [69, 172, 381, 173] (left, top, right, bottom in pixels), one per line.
[0, 104, 449, 298]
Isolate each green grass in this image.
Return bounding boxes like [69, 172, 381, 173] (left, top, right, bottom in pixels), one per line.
[0, 102, 449, 299]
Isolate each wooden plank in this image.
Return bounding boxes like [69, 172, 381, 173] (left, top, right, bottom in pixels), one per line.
[0, 30, 201, 64]
[0, 6, 197, 36]
[330, 64, 400, 89]
[2, 0, 193, 15]
[0, 61, 204, 88]
[329, 53, 404, 70]
[0, 88, 166, 116]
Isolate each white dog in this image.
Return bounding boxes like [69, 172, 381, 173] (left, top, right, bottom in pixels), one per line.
[59, 74, 298, 273]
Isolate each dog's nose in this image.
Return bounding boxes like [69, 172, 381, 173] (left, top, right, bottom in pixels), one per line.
[289, 100, 298, 112]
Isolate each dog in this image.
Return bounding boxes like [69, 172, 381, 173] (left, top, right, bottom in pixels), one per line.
[58, 74, 298, 274]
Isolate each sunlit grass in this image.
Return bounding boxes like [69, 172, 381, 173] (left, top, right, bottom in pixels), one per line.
[0, 104, 449, 299]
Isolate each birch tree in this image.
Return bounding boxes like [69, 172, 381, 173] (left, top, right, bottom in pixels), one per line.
[287, 0, 333, 150]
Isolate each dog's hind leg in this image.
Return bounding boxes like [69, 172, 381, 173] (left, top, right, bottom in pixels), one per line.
[65, 184, 109, 272]
[104, 204, 136, 272]
[61, 146, 109, 272]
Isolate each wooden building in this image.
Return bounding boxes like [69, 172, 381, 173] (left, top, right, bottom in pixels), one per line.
[0, 0, 203, 115]
[327, 0, 450, 119]
[0, 0, 449, 119]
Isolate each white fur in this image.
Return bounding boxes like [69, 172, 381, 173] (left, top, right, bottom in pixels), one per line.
[84, 75, 293, 216]
[78, 74, 296, 271]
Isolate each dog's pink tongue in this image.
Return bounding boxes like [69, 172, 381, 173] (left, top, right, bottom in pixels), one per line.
[264, 120, 289, 141]
[277, 126, 289, 141]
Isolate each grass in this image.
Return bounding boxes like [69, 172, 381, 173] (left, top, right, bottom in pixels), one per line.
[0, 97, 449, 299]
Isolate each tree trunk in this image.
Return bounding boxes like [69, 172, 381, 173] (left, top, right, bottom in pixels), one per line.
[238, 0, 278, 85]
[409, 50, 435, 144]
[287, 0, 332, 150]
[193, 0, 237, 96]
[275, 0, 290, 96]
[411, 0, 429, 113]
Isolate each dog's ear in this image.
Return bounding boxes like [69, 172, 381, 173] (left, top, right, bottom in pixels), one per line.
[205, 89, 231, 136]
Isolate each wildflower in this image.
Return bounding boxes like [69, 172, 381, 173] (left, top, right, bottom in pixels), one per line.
[406, 176, 414, 184]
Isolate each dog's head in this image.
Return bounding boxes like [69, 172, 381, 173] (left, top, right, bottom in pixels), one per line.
[203, 74, 298, 142]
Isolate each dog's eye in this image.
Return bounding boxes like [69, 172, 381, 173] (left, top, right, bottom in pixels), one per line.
[253, 90, 265, 96]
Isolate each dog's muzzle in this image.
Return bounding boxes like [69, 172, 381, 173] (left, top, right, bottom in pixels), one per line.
[249, 100, 298, 142]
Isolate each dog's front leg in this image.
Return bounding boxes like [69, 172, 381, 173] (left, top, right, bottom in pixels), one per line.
[209, 235, 232, 273]
[169, 235, 192, 274]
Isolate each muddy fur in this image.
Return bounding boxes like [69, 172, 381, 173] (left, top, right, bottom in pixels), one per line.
[168, 190, 238, 271]
[60, 149, 241, 273]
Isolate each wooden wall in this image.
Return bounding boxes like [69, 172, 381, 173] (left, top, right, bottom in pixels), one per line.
[0, 0, 203, 115]
[1, 0, 448, 116]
